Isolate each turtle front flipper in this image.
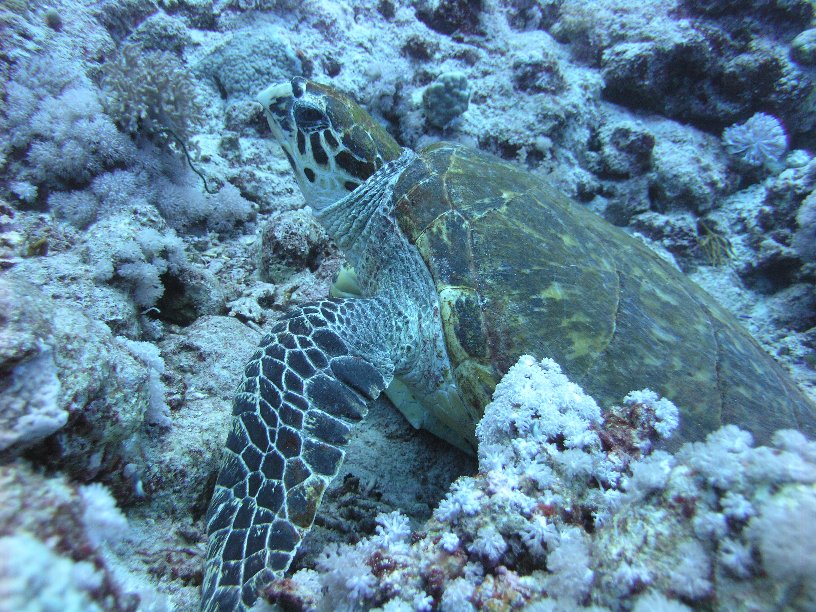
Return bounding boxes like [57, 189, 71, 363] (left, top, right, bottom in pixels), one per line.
[201, 298, 394, 611]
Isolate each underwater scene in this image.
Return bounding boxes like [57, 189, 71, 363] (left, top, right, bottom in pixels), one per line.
[2, 0, 816, 609]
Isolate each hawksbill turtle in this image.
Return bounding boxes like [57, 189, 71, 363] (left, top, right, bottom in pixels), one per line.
[201, 77, 816, 609]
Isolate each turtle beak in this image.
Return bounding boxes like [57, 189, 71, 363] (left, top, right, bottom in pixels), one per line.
[257, 81, 296, 140]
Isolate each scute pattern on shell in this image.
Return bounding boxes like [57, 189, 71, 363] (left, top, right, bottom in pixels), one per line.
[393, 143, 815, 447]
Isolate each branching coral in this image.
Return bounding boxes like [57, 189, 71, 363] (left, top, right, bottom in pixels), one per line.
[101, 43, 200, 147]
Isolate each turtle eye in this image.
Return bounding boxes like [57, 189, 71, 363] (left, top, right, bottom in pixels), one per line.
[294, 105, 328, 132]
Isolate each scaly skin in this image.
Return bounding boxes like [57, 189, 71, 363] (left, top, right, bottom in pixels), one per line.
[201, 146, 457, 609]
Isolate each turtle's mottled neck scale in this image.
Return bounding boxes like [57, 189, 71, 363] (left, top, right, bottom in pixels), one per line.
[316, 149, 417, 268]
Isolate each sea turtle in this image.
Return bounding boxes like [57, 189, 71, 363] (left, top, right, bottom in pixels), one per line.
[202, 77, 816, 609]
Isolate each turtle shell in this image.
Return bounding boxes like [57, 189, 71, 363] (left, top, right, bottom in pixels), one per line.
[393, 143, 815, 446]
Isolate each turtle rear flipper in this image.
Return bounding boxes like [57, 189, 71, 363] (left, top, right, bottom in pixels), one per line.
[201, 299, 394, 611]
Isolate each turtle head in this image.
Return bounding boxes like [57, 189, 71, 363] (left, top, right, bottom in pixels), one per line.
[257, 77, 403, 210]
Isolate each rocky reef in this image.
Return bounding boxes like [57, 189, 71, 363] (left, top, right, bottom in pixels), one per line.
[1, 0, 815, 608]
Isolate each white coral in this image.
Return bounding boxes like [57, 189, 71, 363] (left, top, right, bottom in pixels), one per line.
[439, 532, 460, 553]
[0, 534, 104, 611]
[291, 355, 816, 610]
[612, 562, 653, 596]
[440, 577, 475, 612]
[718, 538, 752, 579]
[623, 389, 679, 440]
[434, 496, 461, 523]
[544, 526, 593, 602]
[692, 510, 727, 539]
[476, 356, 602, 453]
[479, 445, 510, 472]
[554, 448, 595, 478]
[78, 483, 128, 548]
[633, 591, 691, 611]
[720, 492, 753, 521]
[411, 592, 434, 611]
[677, 425, 753, 489]
[373, 510, 411, 549]
[748, 484, 816, 597]
[345, 572, 376, 602]
[521, 515, 559, 556]
[722, 112, 787, 167]
[772, 429, 816, 461]
[468, 525, 507, 564]
[525, 458, 556, 488]
[668, 541, 712, 599]
[625, 451, 674, 496]
[316, 543, 377, 605]
[435, 479, 483, 522]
